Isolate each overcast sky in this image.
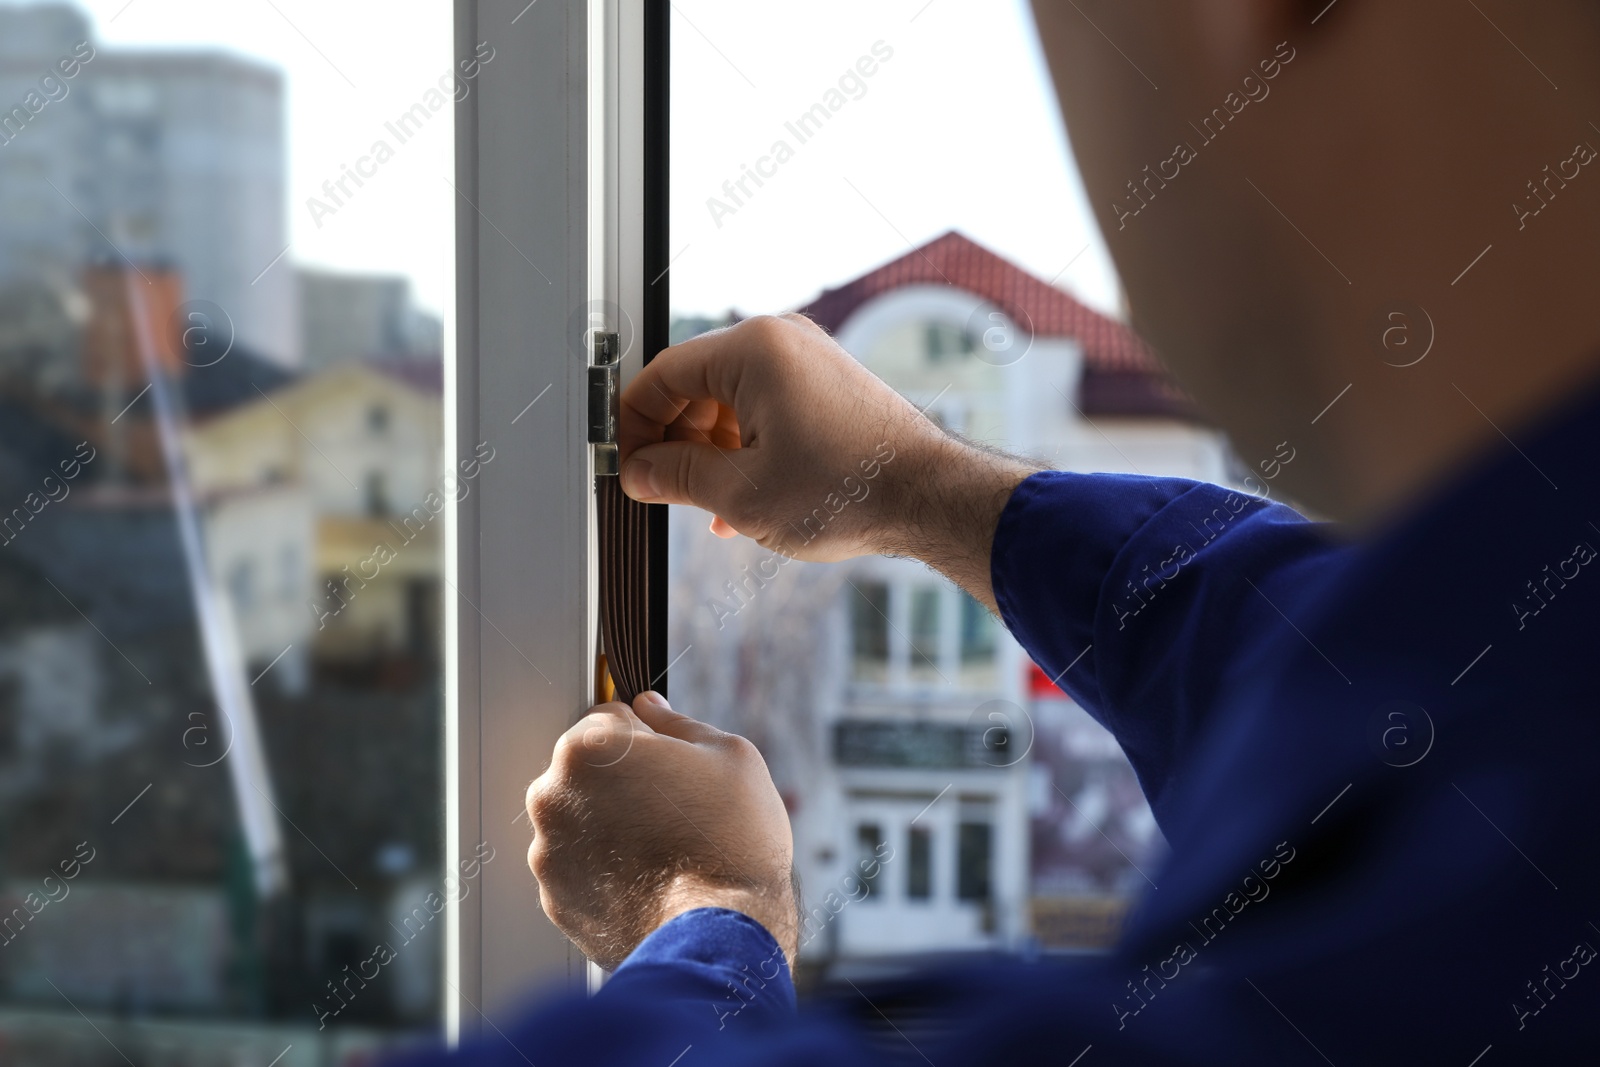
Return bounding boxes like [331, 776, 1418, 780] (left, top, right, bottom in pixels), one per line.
[66, 0, 1120, 322]
[667, 0, 1120, 318]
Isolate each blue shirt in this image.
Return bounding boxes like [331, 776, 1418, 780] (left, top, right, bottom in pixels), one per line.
[397, 381, 1600, 1064]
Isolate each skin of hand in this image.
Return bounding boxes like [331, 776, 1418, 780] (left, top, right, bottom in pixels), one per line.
[526, 691, 799, 972]
[616, 312, 1040, 610]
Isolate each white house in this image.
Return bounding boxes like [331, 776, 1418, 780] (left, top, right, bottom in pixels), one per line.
[671, 232, 1232, 967]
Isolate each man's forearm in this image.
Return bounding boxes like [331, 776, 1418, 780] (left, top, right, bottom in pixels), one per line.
[880, 433, 1042, 613]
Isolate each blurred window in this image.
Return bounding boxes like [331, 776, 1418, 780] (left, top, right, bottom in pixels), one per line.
[856, 823, 884, 900]
[958, 591, 998, 690]
[365, 470, 389, 517]
[909, 584, 942, 685]
[956, 819, 992, 903]
[907, 825, 932, 901]
[924, 321, 975, 363]
[849, 580, 889, 683]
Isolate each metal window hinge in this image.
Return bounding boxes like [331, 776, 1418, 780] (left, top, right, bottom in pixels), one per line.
[588, 330, 621, 475]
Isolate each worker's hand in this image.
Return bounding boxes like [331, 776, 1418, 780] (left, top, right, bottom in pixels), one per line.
[617, 314, 1038, 605]
[617, 314, 925, 561]
[525, 691, 798, 972]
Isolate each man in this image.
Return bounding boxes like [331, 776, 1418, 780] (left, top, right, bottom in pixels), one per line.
[407, 0, 1600, 1061]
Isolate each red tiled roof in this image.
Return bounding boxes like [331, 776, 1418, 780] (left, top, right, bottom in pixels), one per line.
[800, 231, 1199, 420]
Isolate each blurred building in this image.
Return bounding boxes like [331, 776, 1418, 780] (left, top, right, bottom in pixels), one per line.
[184, 362, 445, 670]
[670, 232, 1231, 969]
[0, 6, 445, 1056]
[0, 2, 97, 367]
[298, 268, 443, 372]
[0, 3, 295, 364]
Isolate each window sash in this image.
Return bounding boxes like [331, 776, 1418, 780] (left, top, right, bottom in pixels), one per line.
[448, 0, 663, 1039]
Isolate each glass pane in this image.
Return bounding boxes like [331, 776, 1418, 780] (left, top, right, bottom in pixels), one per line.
[906, 825, 931, 901]
[924, 321, 975, 364]
[847, 580, 889, 684]
[908, 585, 941, 684]
[669, 0, 1172, 991]
[956, 821, 992, 903]
[958, 591, 997, 690]
[0, 2, 451, 1059]
[855, 824, 883, 901]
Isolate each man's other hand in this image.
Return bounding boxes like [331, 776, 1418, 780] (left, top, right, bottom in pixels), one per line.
[525, 691, 798, 971]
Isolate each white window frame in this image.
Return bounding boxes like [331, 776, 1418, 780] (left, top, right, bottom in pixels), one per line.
[447, 0, 655, 1041]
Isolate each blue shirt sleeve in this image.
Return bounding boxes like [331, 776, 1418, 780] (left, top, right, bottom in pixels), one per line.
[606, 906, 797, 1025]
[991, 472, 1346, 823]
[385, 909, 804, 1066]
[384, 409, 1600, 1066]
